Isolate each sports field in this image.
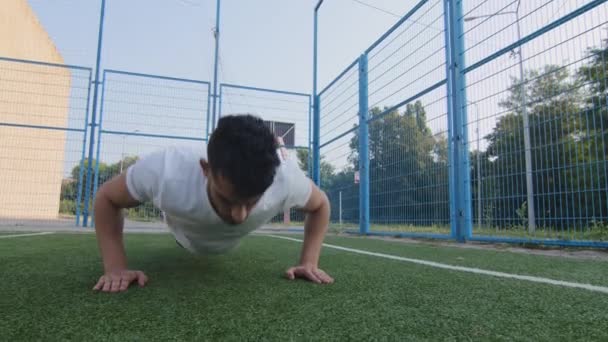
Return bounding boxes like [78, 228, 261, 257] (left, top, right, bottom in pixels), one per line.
[1, 232, 607, 341]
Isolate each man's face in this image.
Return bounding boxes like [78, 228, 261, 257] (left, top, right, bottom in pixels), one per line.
[200, 160, 261, 225]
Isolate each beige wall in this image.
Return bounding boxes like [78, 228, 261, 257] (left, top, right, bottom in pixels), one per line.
[0, 0, 72, 219]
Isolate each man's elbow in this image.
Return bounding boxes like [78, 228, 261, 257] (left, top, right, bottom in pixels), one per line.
[94, 183, 125, 217]
[320, 190, 330, 211]
[309, 189, 330, 214]
[94, 184, 110, 207]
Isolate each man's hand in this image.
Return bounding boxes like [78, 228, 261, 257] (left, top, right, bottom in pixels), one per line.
[93, 270, 148, 293]
[93, 173, 145, 293]
[285, 264, 334, 284]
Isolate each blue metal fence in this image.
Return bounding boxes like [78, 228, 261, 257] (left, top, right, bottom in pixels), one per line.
[2, 0, 607, 248]
[315, 0, 608, 247]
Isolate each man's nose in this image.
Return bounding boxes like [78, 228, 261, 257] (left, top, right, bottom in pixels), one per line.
[231, 205, 247, 223]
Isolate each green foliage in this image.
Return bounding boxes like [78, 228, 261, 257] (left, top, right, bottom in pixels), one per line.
[515, 201, 528, 228]
[126, 203, 161, 222]
[295, 148, 335, 181]
[313, 101, 450, 225]
[478, 53, 608, 232]
[58, 156, 160, 222]
[59, 200, 76, 215]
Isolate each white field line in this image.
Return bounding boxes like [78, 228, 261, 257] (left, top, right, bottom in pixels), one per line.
[265, 234, 608, 294]
[0, 232, 55, 239]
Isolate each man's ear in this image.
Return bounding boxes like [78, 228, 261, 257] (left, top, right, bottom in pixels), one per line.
[200, 159, 211, 177]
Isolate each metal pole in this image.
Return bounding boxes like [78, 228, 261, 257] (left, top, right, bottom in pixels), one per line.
[75, 70, 94, 226]
[211, 0, 221, 130]
[445, 0, 472, 242]
[516, 8, 536, 232]
[218, 85, 223, 121]
[205, 90, 211, 140]
[474, 102, 481, 230]
[445, 0, 457, 240]
[312, 3, 321, 186]
[308, 96, 313, 177]
[120, 135, 125, 174]
[358, 54, 370, 235]
[339, 191, 342, 225]
[91, 70, 108, 221]
[457, 0, 473, 242]
[83, 0, 106, 227]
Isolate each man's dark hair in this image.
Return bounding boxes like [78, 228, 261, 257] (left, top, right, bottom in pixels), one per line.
[207, 114, 280, 198]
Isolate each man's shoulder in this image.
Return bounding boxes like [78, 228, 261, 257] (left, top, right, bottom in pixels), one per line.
[266, 152, 310, 200]
[162, 146, 206, 177]
[163, 145, 206, 161]
[132, 145, 206, 182]
[137, 146, 204, 169]
[274, 152, 304, 179]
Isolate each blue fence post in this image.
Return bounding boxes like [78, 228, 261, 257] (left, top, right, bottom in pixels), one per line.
[358, 54, 370, 235]
[456, 0, 472, 242]
[444, 0, 472, 242]
[443, 0, 456, 240]
[83, 0, 106, 227]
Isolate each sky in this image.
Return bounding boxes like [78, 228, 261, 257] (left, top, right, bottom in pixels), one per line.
[13, 0, 608, 175]
[26, 0, 413, 94]
[21, 0, 414, 174]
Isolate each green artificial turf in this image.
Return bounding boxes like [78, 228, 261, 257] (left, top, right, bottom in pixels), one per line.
[322, 235, 608, 286]
[1, 233, 607, 341]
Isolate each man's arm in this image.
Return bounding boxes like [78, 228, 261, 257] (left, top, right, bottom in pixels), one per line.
[285, 180, 334, 284]
[92, 173, 148, 292]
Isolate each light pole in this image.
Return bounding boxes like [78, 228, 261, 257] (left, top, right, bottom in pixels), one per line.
[339, 191, 342, 226]
[120, 129, 139, 173]
[465, 0, 536, 232]
[468, 101, 481, 230]
[211, 0, 221, 131]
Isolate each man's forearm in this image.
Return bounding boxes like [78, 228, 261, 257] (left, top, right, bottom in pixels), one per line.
[94, 193, 128, 272]
[299, 198, 330, 266]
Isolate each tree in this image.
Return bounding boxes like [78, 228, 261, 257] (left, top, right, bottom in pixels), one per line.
[295, 148, 335, 184]
[576, 39, 608, 227]
[347, 101, 449, 226]
[59, 156, 145, 217]
[294, 148, 360, 223]
[578, 38, 608, 129]
[482, 63, 608, 230]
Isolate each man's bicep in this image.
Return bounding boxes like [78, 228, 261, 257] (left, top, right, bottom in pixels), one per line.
[98, 173, 141, 208]
[299, 181, 327, 213]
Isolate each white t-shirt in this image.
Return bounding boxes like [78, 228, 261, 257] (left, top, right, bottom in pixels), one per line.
[125, 146, 312, 255]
